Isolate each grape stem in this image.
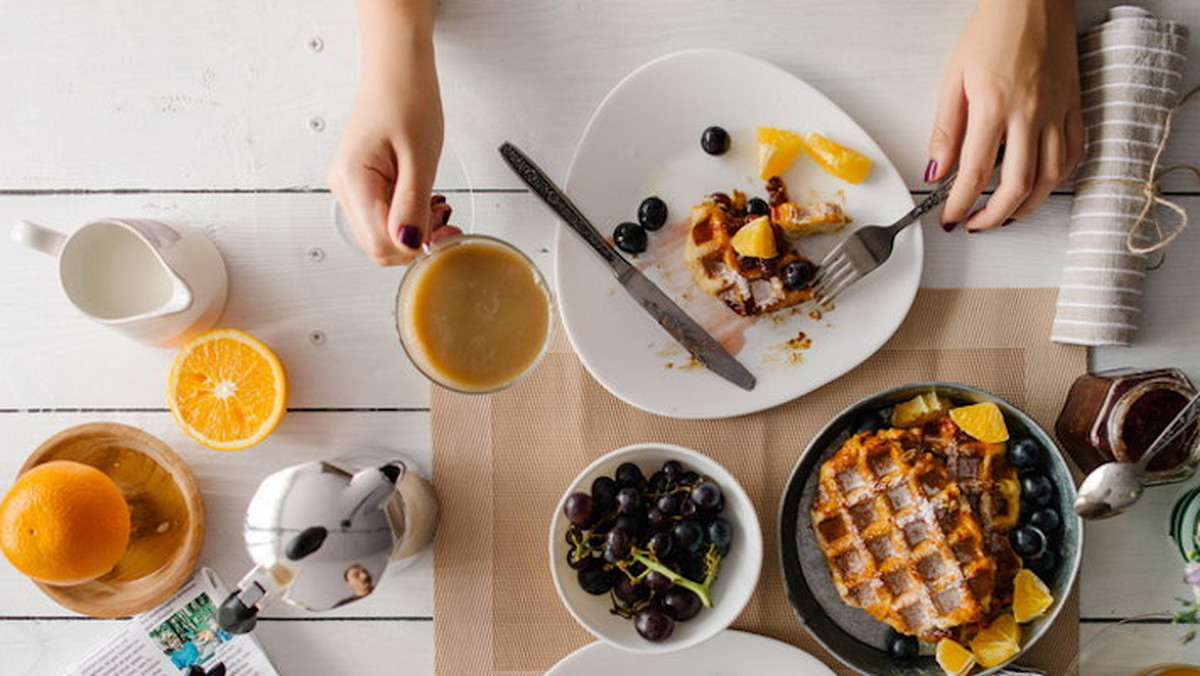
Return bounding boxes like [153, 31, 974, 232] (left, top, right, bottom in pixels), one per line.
[630, 546, 722, 608]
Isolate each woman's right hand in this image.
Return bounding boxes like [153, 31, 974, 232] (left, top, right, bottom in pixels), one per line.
[327, 0, 459, 266]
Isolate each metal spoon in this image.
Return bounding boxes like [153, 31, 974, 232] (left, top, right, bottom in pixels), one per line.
[1074, 392, 1200, 519]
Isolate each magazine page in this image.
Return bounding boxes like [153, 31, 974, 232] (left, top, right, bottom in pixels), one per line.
[65, 568, 278, 676]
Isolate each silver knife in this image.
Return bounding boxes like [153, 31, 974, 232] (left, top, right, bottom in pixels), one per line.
[499, 142, 756, 391]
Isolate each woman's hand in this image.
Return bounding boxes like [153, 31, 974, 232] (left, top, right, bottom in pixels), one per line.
[926, 0, 1084, 232]
[328, 0, 458, 265]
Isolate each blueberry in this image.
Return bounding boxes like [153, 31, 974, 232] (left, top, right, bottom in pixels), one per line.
[886, 630, 919, 661]
[854, 411, 888, 434]
[638, 196, 668, 231]
[746, 197, 770, 217]
[782, 260, 818, 291]
[701, 126, 731, 155]
[1030, 548, 1057, 575]
[1022, 474, 1055, 507]
[1030, 507, 1061, 532]
[613, 222, 647, 254]
[1009, 438, 1043, 470]
[1011, 525, 1048, 560]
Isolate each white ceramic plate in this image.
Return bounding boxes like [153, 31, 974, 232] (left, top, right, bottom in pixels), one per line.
[545, 629, 836, 675]
[558, 49, 921, 419]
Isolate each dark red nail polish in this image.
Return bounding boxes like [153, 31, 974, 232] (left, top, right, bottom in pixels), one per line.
[399, 225, 421, 249]
[923, 159, 938, 183]
[431, 194, 446, 205]
[1002, 218, 1014, 227]
[942, 221, 958, 232]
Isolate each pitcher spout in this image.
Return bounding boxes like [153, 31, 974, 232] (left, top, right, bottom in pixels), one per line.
[158, 274, 194, 315]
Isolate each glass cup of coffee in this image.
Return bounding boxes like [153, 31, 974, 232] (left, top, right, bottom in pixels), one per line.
[395, 234, 554, 394]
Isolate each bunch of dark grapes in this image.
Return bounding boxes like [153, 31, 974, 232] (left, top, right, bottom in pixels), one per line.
[563, 459, 733, 642]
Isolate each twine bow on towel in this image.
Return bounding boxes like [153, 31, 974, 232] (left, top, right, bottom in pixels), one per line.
[1073, 84, 1200, 257]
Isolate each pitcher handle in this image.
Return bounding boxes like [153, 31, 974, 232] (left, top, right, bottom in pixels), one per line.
[12, 220, 66, 256]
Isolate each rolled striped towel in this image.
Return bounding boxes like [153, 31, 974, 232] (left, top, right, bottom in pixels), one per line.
[1052, 5, 1190, 346]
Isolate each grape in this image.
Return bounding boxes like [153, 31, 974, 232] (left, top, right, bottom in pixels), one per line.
[707, 518, 733, 551]
[614, 576, 649, 605]
[692, 482, 722, 509]
[563, 492, 594, 528]
[591, 476, 618, 509]
[634, 608, 675, 642]
[566, 548, 592, 570]
[662, 460, 683, 482]
[617, 487, 642, 515]
[616, 462, 645, 488]
[645, 570, 673, 592]
[648, 470, 668, 493]
[659, 588, 702, 621]
[682, 471, 700, 485]
[647, 507, 667, 528]
[657, 494, 680, 515]
[614, 515, 639, 535]
[577, 560, 614, 595]
[648, 532, 674, 559]
[674, 521, 705, 554]
[606, 529, 631, 555]
[679, 498, 698, 518]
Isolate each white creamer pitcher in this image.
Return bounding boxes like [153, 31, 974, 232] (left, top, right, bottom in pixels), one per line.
[11, 218, 228, 346]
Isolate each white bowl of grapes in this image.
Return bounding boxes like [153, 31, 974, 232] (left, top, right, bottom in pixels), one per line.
[549, 443, 763, 653]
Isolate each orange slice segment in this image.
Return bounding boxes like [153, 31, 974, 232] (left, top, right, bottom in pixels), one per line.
[969, 613, 1021, 667]
[949, 402, 1010, 443]
[168, 328, 288, 451]
[803, 132, 873, 184]
[936, 638, 977, 676]
[730, 216, 778, 258]
[1013, 568, 1054, 622]
[757, 127, 806, 179]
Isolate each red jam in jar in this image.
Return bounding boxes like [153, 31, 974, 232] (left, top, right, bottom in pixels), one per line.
[1056, 368, 1200, 484]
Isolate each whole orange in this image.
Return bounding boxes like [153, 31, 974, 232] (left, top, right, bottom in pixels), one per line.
[0, 460, 131, 585]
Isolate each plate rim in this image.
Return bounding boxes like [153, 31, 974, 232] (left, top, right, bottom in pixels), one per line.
[776, 381, 1084, 675]
[545, 628, 838, 675]
[556, 47, 923, 420]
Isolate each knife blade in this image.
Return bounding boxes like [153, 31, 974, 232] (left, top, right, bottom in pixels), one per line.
[499, 141, 756, 391]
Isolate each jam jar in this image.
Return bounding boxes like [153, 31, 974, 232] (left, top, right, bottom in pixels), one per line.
[1056, 368, 1200, 485]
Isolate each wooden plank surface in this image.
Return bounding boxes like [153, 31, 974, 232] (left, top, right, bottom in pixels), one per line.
[3, 0, 1200, 674]
[0, 1, 1196, 191]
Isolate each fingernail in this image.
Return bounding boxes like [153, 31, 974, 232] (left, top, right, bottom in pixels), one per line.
[923, 159, 938, 183]
[431, 194, 446, 205]
[1002, 218, 1014, 227]
[399, 225, 422, 249]
[966, 227, 979, 234]
[941, 221, 958, 232]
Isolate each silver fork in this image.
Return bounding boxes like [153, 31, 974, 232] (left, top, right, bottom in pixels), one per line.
[811, 171, 958, 307]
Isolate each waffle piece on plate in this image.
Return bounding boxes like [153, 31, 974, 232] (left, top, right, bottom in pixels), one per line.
[683, 192, 819, 316]
[811, 428, 998, 639]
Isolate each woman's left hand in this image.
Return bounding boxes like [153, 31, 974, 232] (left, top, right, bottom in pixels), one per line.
[926, 0, 1085, 232]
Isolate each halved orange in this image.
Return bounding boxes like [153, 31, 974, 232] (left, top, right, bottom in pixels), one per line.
[803, 132, 873, 184]
[168, 328, 288, 451]
[0, 460, 131, 584]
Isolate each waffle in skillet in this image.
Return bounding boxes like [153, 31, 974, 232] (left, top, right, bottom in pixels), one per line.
[923, 416, 1023, 607]
[683, 191, 821, 316]
[811, 428, 998, 639]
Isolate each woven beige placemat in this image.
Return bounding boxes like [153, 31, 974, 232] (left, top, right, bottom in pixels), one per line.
[432, 288, 1085, 675]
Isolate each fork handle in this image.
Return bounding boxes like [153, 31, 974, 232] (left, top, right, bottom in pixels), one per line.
[887, 170, 957, 234]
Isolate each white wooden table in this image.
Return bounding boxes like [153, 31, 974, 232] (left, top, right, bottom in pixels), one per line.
[2, 1, 1199, 673]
